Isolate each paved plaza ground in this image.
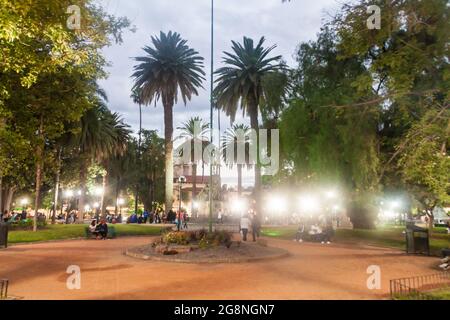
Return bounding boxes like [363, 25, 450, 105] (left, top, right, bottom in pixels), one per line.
[0, 236, 438, 300]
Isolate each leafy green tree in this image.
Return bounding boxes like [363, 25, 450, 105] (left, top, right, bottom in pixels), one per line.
[132, 31, 205, 214]
[332, 0, 449, 225]
[279, 28, 380, 228]
[139, 130, 165, 211]
[73, 101, 131, 221]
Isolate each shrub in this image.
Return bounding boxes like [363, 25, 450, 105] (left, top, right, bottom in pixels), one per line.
[8, 219, 47, 230]
[162, 231, 189, 245]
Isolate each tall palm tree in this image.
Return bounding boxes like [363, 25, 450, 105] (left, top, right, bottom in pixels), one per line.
[74, 102, 131, 222]
[132, 31, 205, 214]
[221, 124, 252, 196]
[214, 36, 284, 208]
[176, 117, 210, 216]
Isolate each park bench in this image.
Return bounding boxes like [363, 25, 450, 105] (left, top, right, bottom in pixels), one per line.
[84, 225, 116, 239]
[442, 248, 450, 258]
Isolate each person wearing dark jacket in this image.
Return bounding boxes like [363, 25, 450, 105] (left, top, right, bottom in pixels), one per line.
[251, 213, 261, 242]
[95, 220, 108, 240]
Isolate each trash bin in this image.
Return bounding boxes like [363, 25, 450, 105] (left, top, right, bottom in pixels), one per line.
[0, 223, 8, 248]
[406, 225, 430, 255]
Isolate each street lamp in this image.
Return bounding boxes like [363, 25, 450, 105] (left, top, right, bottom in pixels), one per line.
[299, 194, 319, 213]
[93, 187, 104, 197]
[65, 190, 74, 198]
[20, 198, 29, 211]
[117, 198, 125, 215]
[178, 176, 186, 215]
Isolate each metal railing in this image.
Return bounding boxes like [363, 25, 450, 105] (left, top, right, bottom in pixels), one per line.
[390, 272, 450, 300]
[0, 279, 8, 300]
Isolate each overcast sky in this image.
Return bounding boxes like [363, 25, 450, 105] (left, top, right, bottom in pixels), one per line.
[97, 0, 339, 186]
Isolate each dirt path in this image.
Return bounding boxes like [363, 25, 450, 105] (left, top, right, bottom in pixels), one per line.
[0, 237, 438, 300]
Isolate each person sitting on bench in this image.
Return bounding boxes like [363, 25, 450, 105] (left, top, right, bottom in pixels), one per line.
[94, 219, 108, 240]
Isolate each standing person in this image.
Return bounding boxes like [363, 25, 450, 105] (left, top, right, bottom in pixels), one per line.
[21, 209, 27, 220]
[176, 211, 182, 231]
[251, 213, 261, 242]
[143, 210, 149, 224]
[183, 211, 188, 229]
[217, 209, 223, 224]
[240, 214, 250, 241]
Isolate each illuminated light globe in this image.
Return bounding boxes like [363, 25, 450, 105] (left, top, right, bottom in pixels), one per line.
[267, 196, 287, 213]
[299, 195, 319, 213]
[93, 187, 104, 196]
[325, 190, 337, 199]
[65, 190, 74, 198]
[93, 202, 100, 209]
[20, 198, 29, 206]
[117, 198, 125, 206]
[231, 198, 247, 213]
[84, 205, 91, 211]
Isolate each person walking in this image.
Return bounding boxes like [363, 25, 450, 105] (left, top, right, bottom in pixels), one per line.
[217, 209, 223, 224]
[251, 213, 261, 242]
[240, 214, 250, 241]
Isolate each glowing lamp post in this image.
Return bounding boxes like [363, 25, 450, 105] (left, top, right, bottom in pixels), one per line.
[117, 198, 125, 215]
[20, 198, 29, 211]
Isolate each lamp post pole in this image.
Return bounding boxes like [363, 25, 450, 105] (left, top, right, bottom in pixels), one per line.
[208, 0, 214, 233]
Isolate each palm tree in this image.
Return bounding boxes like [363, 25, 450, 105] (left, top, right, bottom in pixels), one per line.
[132, 31, 205, 214]
[74, 102, 130, 222]
[214, 36, 284, 207]
[176, 117, 210, 216]
[221, 124, 252, 196]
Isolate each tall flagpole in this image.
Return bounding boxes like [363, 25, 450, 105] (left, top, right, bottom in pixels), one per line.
[208, 0, 214, 233]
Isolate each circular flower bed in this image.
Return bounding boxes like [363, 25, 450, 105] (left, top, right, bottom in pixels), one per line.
[125, 229, 289, 264]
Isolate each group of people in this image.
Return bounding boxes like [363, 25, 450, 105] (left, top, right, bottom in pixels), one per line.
[127, 209, 163, 224]
[88, 219, 109, 240]
[0, 210, 47, 223]
[294, 215, 334, 244]
[239, 212, 261, 242]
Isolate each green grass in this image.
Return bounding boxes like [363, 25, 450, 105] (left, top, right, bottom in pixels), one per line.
[261, 225, 450, 256]
[427, 288, 450, 300]
[7, 224, 168, 244]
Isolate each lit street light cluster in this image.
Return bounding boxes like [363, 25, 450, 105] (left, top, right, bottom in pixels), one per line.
[227, 188, 343, 224]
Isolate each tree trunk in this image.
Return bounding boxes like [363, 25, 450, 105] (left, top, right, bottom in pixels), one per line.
[0, 176, 3, 214]
[33, 116, 44, 232]
[78, 161, 88, 223]
[52, 148, 62, 224]
[4, 186, 15, 212]
[192, 163, 197, 216]
[237, 164, 243, 196]
[114, 178, 120, 215]
[248, 98, 261, 214]
[163, 103, 174, 214]
[100, 172, 107, 217]
[135, 103, 142, 215]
